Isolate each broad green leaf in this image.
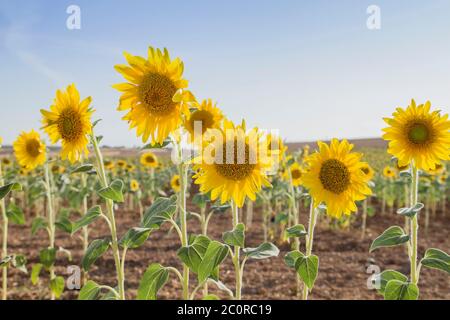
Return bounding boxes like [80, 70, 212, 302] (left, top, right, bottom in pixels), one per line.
[55, 217, 73, 234]
[285, 224, 307, 239]
[11, 255, 27, 273]
[0, 182, 22, 200]
[397, 203, 424, 218]
[31, 217, 48, 236]
[192, 193, 208, 209]
[71, 164, 94, 174]
[39, 248, 56, 270]
[284, 250, 303, 269]
[119, 227, 152, 249]
[243, 242, 280, 260]
[50, 276, 65, 299]
[223, 223, 245, 248]
[177, 235, 210, 274]
[198, 241, 228, 283]
[97, 180, 124, 203]
[100, 289, 119, 300]
[375, 270, 408, 295]
[137, 264, 169, 300]
[294, 252, 319, 290]
[141, 196, 177, 229]
[31, 263, 43, 285]
[71, 206, 102, 234]
[78, 280, 101, 300]
[82, 238, 110, 271]
[384, 280, 419, 300]
[370, 226, 409, 252]
[421, 248, 450, 275]
[6, 202, 25, 225]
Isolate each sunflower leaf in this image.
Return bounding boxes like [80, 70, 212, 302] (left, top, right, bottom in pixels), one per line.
[369, 226, 410, 252]
[97, 180, 124, 203]
[0, 182, 22, 200]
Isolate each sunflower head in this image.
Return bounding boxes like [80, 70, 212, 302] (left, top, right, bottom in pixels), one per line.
[41, 84, 94, 164]
[114, 47, 195, 144]
[117, 160, 127, 169]
[1, 157, 12, 167]
[383, 166, 396, 179]
[285, 162, 303, 187]
[426, 163, 445, 176]
[130, 179, 140, 192]
[126, 164, 136, 173]
[51, 164, 65, 175]
[302, 139, 372, 218]
[171, 175, 181, 193]
[383, 100, 450, 170]
[140, 152, 158, 168]
[193, 119, 272, 207]
[360, 164, 375, 181]
[183, 99, 224, 143]
[104, 159, 115, 170]
[13, 130, 47, 171]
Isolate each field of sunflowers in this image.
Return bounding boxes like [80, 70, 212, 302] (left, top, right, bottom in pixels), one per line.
[0, 46, 449, 301]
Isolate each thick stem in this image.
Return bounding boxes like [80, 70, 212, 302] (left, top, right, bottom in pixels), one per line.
[44, 162, 56, 300]
[302, 199, 317, 300]
[409, 165, 419, 285]
[91, 135, 125, 300]
[231, 201, 242, 300]
[0, 163, 8, 300]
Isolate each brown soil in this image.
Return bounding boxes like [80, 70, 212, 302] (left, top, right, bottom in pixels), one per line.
[4, 200, 449, 300]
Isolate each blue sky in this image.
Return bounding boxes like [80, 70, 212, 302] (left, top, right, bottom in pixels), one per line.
[0, 0, 449, 146]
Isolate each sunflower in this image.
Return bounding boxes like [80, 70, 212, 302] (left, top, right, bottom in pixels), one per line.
[382, 100, 450, 170]
[302, 139, 372, 218]
[114, 46, 195, 144]
[183, 99, 224, 143]
[40, 84, 94, 163]
[13, 130, 47, 171]
[126, 164, 136, 173]
[285, 162, 303, 187]
[104, 159, 115, 170]
[130, 179, 140, 192]
[140, 152, 158, 168]
[266, 134, 287, 167]
[193, 120, 272, 207]
[426, 163, 445, 176]
[1, 158, 11, 167]
[171, 175, 181, 193]
[383, 166, 396, 179]
[116, 160, 127, 169]
[51, 164, 65, 175]
[438, 174, 448, 185]
[360, 164, 375, 181]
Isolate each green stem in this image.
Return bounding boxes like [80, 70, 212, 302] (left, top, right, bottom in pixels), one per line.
[0, 162, 8, 300]
[361, 199, 367, 239]
[81, 173, 89, 285]
[231, 201, 242, 300]
[302, 198, 317, 300]
[91, 135, 125, 300]
[44, 162, 56, 300]
[409, 164, 419, 285]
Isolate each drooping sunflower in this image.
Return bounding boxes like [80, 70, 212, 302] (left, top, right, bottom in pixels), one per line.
[360, 164, 375, 181]
[193, 120, 272, 207]
[382, 100, 450, 170]
[383, 166, 396, 179]
[130, 179, 140, 192]
[171, 175, 181, 193]
[41, 84, 94, 163]
[140, 152, 158, 168]
[114, 46, 195, 144]
[13, 130, 47, 171]
[302, 139, 372, 218]
[183, 99, 224, 143]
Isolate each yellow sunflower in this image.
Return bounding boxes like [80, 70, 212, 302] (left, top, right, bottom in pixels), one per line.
[130, 179, 140, 192]
[117, 160, 127, 169]
[285, 162, 303, 187]
[426, 163, 445, 176]
[140, 152, 158, 168]
[126, 164, 136, 173]
[1, 158, 11, 167]
[193, 120, 272, 207]
[302, 139, 372, 219]
[104, 159, 115, 170]
[360, 164, 375, 181]
[13, 130, 47, 171]
[383, 166, 396, 179]
[171, 175, 181, 193]
[51, 164, 65, 175]
[382, 100, 450, 170]
[438, 174, 447, 185]
[114, 46, 195, 144]
[183, 99, 224, 143]
[41, 84, 94, 163]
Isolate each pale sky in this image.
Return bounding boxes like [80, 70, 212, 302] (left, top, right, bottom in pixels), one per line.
[0, 0, 449, 147]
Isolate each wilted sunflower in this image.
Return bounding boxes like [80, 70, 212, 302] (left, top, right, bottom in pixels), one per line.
[383, 166, 396, 179]
[360, 164, 375, 181]
[114, 46, 194, 144]
[171, 175, 181, 193]
[140, 152, 158, 168]
[41, 84, 94, 163]
[130, 179, 140, 192]
[183, 99, 224, 143]
[193, 120, 272, 207]
[382, 100, 450, 170]
[13, 130, 46, 171]
[302, 139, 372, 218]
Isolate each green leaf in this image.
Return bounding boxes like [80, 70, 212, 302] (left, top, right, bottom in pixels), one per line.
[71, 164, 95, 174]
[0, 256, 12, 268]
[31, 263, 43, 285]
[31, 217, 48, 236]
[243, 243, 280, 260]
[177, 235, 211, 274]
[397, 203, 424, 218]
[137, 264, 170, 300]
[192, 193, 208, 209]
[141, 196, 177, 229]
[39, 248, 56, 270]
[71, 206, 102, 235]
[384, 280, 419, 300]
[203, 294, 220, 300]
[284, 251, 303, 269]
[142, 138, 171, 149]
[285, 224, 307, 239]
[198, 241, 228, 283]
[78, 280, 101, 300]
[11, 255, 27, 273]
[97, 180, 124, 203]
[55, 217, 73, 234]
[421, 248, 450, 275]
[0, 182, 22, 200]
[6, 202, 25, 225]
[293, 252, 319, 290]
[82, 238, 110, 271]
[223, 223, 245, 248]
[50, 276, 65, 299]
[375, 270, 408, 295]
[119, 227, 152, 249]
[369, 226, 410, 252]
